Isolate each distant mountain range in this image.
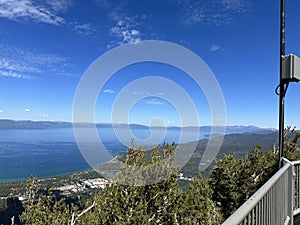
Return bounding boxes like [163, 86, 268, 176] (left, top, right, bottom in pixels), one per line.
[0, 119, 285, 185]
[95, 131, 279, 181]
[0, 119, 73, 129]
[180, 132, 279, 177]
[0, 119, 277, 135]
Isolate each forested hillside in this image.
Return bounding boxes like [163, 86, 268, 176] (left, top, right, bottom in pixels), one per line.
[1, 128, 299, 225]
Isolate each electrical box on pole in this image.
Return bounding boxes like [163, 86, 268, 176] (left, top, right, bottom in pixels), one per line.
[282, 54, 300, 82]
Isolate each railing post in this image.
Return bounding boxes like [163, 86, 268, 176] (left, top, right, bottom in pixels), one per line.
[283, 159, 294, 225]
[294, 162, 300, 215]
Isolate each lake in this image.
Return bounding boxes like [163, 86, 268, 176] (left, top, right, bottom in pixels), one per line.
[0, 127, 203, 183]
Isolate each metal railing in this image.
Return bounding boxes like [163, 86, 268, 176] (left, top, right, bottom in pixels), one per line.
[294, 161, 300, 216]
[222, 158, 300, 225]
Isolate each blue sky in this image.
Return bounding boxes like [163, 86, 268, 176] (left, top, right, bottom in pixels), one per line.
[0, 0, 300, 128]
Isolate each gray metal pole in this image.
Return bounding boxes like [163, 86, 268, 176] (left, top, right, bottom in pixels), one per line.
[279, 0, 286, 168]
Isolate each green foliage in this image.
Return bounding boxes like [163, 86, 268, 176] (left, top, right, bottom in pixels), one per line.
[284, 126, 300, 160]
[16, 127, 300, 224]
[115, 141, 178, 186]
[77, 142, 221, 225]
[19, 176, 77, 225]
[210, 127, 300, 218]
[210, 147, 274, 218]
[179, 173, 222, 224]
[78, 142, 182, 224]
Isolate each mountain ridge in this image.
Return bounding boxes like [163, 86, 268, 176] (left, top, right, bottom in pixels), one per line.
[0, 119, 277, 134]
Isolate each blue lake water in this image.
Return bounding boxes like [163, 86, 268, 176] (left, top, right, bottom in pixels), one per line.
[0, 127, 203, 183]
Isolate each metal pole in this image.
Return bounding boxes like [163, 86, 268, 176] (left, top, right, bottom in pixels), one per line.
[279, 0, 286, 168]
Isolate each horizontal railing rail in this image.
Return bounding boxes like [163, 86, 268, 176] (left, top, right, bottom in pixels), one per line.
[222, 158, 300, 225]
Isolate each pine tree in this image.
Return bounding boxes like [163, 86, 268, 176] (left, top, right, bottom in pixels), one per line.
[17, 127, 300, 224]
[77, 142, 183, 224]
[179, 173, 222, 224]
[210, 127, 300, 219]
[19, 176, 76, 225]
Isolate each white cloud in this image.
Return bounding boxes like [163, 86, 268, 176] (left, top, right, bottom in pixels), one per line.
[130, 29, 140, 36]
[71, 22, 96, 37]
[221, 0, 251, 13]
[109, 15, 142, 45]
[167, 121, 175, 124]
[94, 0, 108, 7]
[45, 0, 73, 13]
[146, 99, 165, 105]
[0, 0, 66, 25]
[0, 59, 39, 73]
[24, 108, 30, 113]
[0, 70, 33, 79]
[0, 109, 3, 113]
[98, 2, 144, 46]
[168, 0, 251, 26]
[0, 0, 98, 37]
[0, 44, 70, 79]
[132, 91, 150, 95]
[209, 44, 222, 52]
[20, 50, 66, 66]
[182, 5, 206, 25]
[103, 89, 115, 94]
[40, 114, 48, 117]
[182, 4, 232, 26]
[110, 22, 141, 45]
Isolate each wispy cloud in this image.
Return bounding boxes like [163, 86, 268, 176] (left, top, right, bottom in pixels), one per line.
[133, 91, 150, 95]
[0, 44, 70, 79]
[0, 0, 96, 38]
[0, 109, 3, 113]
[24, 108, 30, 113]
[103, 89, 115, 94]
[45, 0, 73, 13]
[146, 99, 165, 105]
[0, 58, 40, 73]
[0, 70, 33, 79]
[109, 17, 142, 45]
[91, 2, 144, 46]
[71, 22, 96, 37]
[209, 44, 222, 52]
[0, 0, 66, 25]
[221, 0, 251, 13]
[94, 0, 108, 7]
[106, 4, 143, 46]
[167, 120, 175, 124]
[167, 0, 251, 26]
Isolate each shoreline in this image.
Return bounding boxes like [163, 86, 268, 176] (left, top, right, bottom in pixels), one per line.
[0, 166, 94, 184]
[0, 154, 123, 184]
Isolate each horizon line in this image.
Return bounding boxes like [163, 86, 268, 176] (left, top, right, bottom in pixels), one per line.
[0, 118, 279, 130]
